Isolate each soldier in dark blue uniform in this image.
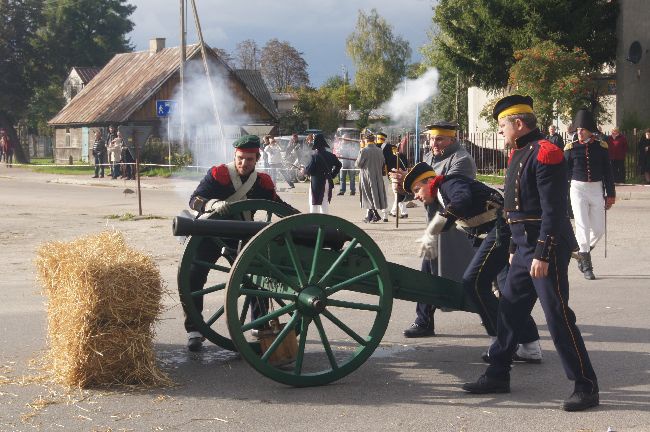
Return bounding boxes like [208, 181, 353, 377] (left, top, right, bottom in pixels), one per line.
[182, 135, 297, 351]
[403, 162, 541, 361]
[462, 95, 599, 412]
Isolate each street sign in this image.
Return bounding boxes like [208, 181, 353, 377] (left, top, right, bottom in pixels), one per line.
[156, 100, 177, 117]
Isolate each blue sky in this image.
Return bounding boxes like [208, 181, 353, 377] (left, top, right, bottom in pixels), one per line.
[128, 0, 436, 86]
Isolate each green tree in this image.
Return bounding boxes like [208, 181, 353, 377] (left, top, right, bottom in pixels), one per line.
[432, 0, 617, 90]
[346, 9, 411, 109]
[260, 39, 309, 92]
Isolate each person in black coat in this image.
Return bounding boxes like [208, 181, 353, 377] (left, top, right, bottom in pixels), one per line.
[304, 133, 342, 214]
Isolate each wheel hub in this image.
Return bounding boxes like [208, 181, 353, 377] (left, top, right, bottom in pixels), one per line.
[297, 286, 326, 316]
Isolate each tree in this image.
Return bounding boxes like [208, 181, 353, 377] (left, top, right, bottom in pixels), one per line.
[346, 9, 411, 109]
[431, 0, 618, 90]
[260, 39, 309, 92]
[508, 41, 597, 128]
[234, 39, 259, 69]
[212, 47, 234, 67]
[0, 0, 43, 162]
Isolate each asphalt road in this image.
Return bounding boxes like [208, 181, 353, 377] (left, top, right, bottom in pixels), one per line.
[0, 167, 649, 432]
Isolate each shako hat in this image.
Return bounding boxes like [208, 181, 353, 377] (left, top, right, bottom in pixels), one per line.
[425, 121, 458, 137]
[403, 162, 437, 193]
[233, 135, 261, 153]
[492, 95, 534, 120]
[312, 133, 329, 149]
[376, 132, 387, 143]
[572, 109, 598, 133]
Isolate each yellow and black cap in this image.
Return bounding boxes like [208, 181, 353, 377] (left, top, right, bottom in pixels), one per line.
[233, 135, 261, 153]
[376, 132, 387, 143]
[403, 162, 437, 193]
[425, 121, 458, 138]
[492, 95, 534, 120]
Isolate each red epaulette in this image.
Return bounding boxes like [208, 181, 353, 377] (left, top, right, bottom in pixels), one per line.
[258, 172, 275, 190]
[427, 175, 445, 196]
[537, 140, 564, 165]
[210, 164, 230, 185]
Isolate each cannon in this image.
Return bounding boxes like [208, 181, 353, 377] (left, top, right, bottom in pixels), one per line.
[175, 200, 479, 387]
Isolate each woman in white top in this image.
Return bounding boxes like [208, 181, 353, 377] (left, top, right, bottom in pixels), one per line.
[107, 131, 124, 179]
[264, 138, 294, 189]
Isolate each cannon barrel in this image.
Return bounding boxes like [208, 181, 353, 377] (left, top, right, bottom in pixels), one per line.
[173, 216, 351, 249]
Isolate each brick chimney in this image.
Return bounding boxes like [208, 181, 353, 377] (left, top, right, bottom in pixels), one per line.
[149, 38, 165, 54]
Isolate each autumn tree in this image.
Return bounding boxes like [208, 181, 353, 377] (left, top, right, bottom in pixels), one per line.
[346, 9, 411, 109]
[234, 39, 259, 69]
[260, 39, 309, 92]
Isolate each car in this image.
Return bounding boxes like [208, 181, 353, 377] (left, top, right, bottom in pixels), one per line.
[335, 127, 360, 139]
[302, 129, 323, 136]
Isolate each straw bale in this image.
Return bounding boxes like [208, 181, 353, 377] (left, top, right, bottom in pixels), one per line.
[35, 231, 171, 388]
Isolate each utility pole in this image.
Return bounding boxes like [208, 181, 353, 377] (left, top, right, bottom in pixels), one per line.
[179, 0, 186, 152]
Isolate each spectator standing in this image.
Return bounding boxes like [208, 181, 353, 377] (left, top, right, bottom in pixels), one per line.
[260, 135, 271, 169]
[304, 134, 341, 214]
[264, 137, 294, 189]
[608, 127, 628, 183]
[336, 134, 359, 196]
[107, 131, 123, 179]
[105, 125, 117, 176]
[0, 128, 12, 167]
[547, 125, 564, 149]
[121, 136, 135, 180]
[381, 135, 409, 218]
[564, 109, 616, 280]
[356, 134, 388, 222]
[91, 129, 106, 178]
[640, 128, 650, 184]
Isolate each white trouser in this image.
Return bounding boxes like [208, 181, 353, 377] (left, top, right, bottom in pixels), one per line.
[570, 180, 605, 253]
[309, 184, 329, 214]
[390, 192, 408, 215]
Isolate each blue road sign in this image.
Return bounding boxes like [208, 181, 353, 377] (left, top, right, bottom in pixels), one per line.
[156, 100, 177, 117]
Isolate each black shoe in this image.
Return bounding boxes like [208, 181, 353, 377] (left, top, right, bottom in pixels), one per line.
[288, 183, 295, 189]
[481, 351, 490, 363]
[403, 323, 435, 338]
[562, 391, 599, 412]
[92, 175, 99, 178]
[350, 191, 355, 196]
[187, 336, 204, 352]
[583, 269, 595, 280]
[462, 374, 510, 394]
[337, 191, 345, 195]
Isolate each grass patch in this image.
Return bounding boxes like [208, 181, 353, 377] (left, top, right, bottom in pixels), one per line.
[477, 174, 504, 185]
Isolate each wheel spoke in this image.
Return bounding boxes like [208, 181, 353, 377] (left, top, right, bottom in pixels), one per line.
[193, 259, 230, 273]
[308, 226, 324, 284]
[239, 296, 251, 325]
[325, 299, 380, 312]
[284, 233, 307, 287]
[317, 238, 359, 287]
[265, 210, 273, 222]
[205, 306, 224, 326]
[321, 309, 368, 346]
[294, 316, 310, 375]
[241, 303, 296, 332]
[253, 253, 299, 291]
[191, 282, 226, 297]
[325, 268, 380, 296]
[260, 312, 300, 363]
[313, 315, 338, 370]
[207, 236, 228, 251]
[239, 288, 296, 301]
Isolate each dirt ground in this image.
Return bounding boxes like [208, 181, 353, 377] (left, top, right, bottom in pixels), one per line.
[1, 166, 649, 432]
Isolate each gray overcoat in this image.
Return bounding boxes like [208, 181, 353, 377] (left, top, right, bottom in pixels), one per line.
[356, 144, 388, 210]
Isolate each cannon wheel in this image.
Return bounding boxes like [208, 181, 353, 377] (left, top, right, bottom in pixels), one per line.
[177, 199, 297, 351]
[225, 214, 393, 387]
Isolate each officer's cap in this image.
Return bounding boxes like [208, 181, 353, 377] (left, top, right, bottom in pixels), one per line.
[492, 95, 534, 120]
[403, 162, 437, 193]
[572, 109, 597, 133]
[365, 133, 375, 142]
[376, 132, 387, 143]
[233, 135, 261, 153]
[425, 121, 458, 137]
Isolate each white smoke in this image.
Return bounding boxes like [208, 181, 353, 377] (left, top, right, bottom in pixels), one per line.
[168, 58, 251, 169]
[382, 68, 439, 126]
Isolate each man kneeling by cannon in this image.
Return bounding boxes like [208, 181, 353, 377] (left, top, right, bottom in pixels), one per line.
[403, 162, 542, 362]
[181, 135, 297, 352]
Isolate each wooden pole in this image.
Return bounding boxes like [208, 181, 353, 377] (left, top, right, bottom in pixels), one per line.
[180, 0, 186, 152]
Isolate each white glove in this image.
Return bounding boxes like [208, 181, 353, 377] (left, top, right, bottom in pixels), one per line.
[205, 199, 231, 216]
[417, 232, 438, 260]
[425, 212, 449, 236]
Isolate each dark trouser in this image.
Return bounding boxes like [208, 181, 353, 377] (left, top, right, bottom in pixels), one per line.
[611, 159, 625, 183]
[123, 154, 135, 179]
[182, 237, 266, 333]
[94, 154, 105, 176]
[339, 168, 356, 193]
[414, 258, 437, 329]
[462, 226, 539, 342]
[486, 223, 598, 393]
[111, 161, 121, 178]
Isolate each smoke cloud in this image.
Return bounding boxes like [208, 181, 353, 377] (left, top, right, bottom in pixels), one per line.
[381, 68, 439, 126]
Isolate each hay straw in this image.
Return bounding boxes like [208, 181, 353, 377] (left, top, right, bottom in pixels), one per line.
[35, 231, 172, 388]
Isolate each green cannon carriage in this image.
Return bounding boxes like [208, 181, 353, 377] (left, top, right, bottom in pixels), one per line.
[174, 199, 479, 387]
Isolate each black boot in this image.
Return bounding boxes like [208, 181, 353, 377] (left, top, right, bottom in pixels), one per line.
[372, 209, 381, 222]
[462, 374, 510, 394]
[579, 252, 595, 280]
[363, 209, 374, 223]
[563, 390, 599, 411]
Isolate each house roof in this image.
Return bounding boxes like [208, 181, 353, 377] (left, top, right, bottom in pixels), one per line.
[49, 45, 277, 126]
[72, 67, 101, 84]
[234, 69, 279, 118]
[271, 92, 298, 101]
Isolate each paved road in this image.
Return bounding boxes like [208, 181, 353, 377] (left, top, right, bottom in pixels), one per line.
[0, 167, 649, 431]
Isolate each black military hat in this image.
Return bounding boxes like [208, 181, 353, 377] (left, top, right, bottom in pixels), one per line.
[365, 133, 375, 142]
[492, 95, 534, 120]
[572, 109, 598, 133]
[425, 121, 458, 137]
[403, 162, 437, 193]
[232, 135, 261, 152]
[312, 133, 329, 149]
